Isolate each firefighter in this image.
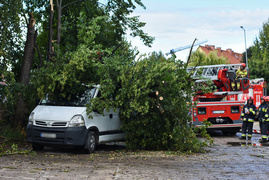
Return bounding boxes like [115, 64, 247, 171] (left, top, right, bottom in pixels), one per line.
[257, 96, 268, 140]
[260, 97, 269, 143]
[231, 63, 248, 91]
[239, 97, 256, 140]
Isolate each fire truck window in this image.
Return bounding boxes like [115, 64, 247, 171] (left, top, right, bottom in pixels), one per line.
[197, 107, 206, 115]
[231, 106, 240, 113]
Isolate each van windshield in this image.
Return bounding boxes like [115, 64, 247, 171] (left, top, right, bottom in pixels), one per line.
[40, 87, 96, 107]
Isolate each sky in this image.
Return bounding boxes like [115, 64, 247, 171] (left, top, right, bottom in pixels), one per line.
[127, 0, 269, 61]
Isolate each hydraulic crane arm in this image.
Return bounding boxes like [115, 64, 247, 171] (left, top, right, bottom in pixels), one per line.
[165, 40, 208, 56]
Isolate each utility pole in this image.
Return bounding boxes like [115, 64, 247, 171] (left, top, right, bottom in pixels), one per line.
[240, 26, 248, 68]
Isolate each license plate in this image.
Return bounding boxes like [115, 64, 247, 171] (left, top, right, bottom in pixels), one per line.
[41, 133, 56, 138]
[213, 110, 225, 114]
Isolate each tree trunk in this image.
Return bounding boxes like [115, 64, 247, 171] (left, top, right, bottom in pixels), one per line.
[47, 0, 54, 62]
[57, 0, 62, 45]
[14, 12, 36, 128]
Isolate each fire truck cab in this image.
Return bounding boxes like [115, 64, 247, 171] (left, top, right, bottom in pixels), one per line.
[192, 100, 244, 135]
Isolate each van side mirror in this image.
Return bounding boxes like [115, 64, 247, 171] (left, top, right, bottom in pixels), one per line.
[36, 98, 40, 105]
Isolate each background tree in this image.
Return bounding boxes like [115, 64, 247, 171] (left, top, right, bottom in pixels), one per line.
[14, 12, 38, 128]
[241, 47, 252, 64]
[188, 51, 228, 66]
[0, 0, 24, 80]
[1, 0, 154, 129]
[1, 0, 47, 128]
[248, 18, 269, 86]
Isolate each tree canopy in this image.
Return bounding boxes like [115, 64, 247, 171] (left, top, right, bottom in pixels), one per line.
[189, 50, 228, 67]
[248, 18, 269, 83]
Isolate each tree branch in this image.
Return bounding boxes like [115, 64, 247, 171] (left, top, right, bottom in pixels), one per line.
[20, 6, 28, 25]
[186, 38, 197, 67]
[62, 0, 85, 10]
[108, 44, 122, 57]
[50, 0, 55, 11]
[185, 38, 200, 80]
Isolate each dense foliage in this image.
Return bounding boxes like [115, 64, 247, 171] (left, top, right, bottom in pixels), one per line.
[110, 53, 206, 151]
[35, 48, 211, 152]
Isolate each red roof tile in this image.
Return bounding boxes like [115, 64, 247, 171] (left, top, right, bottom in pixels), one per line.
[198, 45, 242, 64]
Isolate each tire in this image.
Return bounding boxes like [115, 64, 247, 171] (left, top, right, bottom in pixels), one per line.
[84, 131, 97, 154]
[32, 143, 44, 151]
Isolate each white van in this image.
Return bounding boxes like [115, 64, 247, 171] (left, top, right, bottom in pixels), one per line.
[26, 85, 125, 153]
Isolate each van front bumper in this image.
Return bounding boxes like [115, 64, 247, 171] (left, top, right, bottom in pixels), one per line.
[27, 125, 88, 146]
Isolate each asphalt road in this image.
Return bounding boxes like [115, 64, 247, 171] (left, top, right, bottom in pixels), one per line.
[1, 122, 269, 180]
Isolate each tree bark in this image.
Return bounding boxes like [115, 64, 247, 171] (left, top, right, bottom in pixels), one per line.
[14, 12, 36, 128]
[56, 0, 62, 45]
[20, 15, 36, 85]
[47, 0, 54, 62]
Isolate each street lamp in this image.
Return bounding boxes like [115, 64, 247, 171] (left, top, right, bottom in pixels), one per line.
[240, 26, 248, 68]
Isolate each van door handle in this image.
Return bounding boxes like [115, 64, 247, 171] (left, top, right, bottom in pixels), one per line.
[109, 114, 113, 119]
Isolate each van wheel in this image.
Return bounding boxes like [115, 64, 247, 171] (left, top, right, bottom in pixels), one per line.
[85, 131, 96, 154]
[32, 143, 44, 151]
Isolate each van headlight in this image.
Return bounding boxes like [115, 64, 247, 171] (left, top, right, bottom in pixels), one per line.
[28, 112, 34, 125]
[69, 115, 85, 127]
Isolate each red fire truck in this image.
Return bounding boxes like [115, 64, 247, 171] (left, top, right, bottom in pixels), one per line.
[187, 64, 249, 135]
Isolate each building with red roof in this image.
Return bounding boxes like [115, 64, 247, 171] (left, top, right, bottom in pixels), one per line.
[197, 45, 243, 64]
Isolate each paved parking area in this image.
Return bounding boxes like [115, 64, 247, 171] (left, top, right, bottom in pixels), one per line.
[1, 121, 269, 180]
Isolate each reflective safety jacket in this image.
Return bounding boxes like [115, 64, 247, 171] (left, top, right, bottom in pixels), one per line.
[258, 102, 269, 122]
[236, 68, 248, 78]
[241, 102, 256, 122]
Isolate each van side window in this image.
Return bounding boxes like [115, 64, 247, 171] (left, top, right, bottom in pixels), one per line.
[97, 90, 101, 98]
[231, 106, 240, 113]
[198, 107, 206, 115]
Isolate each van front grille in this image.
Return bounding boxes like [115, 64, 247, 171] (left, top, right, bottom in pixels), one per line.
[52, 122, 67, 127]
[35, 121, 47, 126]
[34, 120, 67, 127]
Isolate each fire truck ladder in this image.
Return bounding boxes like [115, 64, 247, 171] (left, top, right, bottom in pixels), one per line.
[187, 64, 241, 80]
[187, 64, 245, 96]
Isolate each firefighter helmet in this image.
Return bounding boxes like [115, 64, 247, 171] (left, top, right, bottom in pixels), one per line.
[241, 63, 246, 68]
